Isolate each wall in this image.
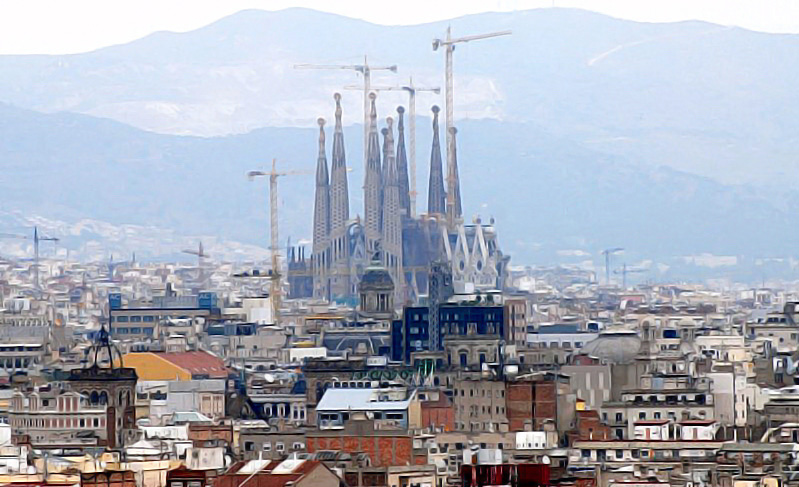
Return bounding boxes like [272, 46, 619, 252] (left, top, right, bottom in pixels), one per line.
[306, 434, 413, 467]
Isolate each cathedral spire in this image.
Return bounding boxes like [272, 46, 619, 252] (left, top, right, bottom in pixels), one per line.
[396, 106, 411, 217]
[447, 126, 462, 224]
[312, 117, 331, 299]
[328, 93, 354, 300]
[427, 105, 446, 216]
[330, 93, 350, 231]
[381, 116, 403, 305]
[364, 92, 383, 254]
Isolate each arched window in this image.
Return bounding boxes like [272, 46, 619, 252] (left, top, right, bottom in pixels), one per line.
[99, 392, 108, 405]
[459, 353, 468, 368]
[90, 391, 99, 405]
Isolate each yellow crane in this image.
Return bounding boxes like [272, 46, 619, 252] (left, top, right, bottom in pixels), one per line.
[248, 159, 312, 325]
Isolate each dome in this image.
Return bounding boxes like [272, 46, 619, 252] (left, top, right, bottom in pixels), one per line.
[579, 329, 642, 364]
[358, 256, 394, 291]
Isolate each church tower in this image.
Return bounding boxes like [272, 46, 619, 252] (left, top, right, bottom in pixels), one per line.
[447, 126, 463, 225]
[381, 118, 404, 305]
[396, 106, 412, 218]
[329, 93, 352, 299]
[427, 105, 446, 217]
[364, 92, 383, 254]
[311, 117, 331, 299]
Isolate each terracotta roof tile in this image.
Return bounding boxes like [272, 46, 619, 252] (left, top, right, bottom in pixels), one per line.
[157, 351, 229, 378]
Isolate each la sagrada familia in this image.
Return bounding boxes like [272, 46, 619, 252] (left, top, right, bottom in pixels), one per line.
[290, 91, 509, 305]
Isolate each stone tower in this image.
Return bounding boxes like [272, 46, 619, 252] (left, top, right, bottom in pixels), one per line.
[395, 106, 412, 218]
[364, 92, 383, 255]
[311, 118, 330, 299]
[427, 105, 446, 217]
[69, 326, 137, 449]
[329, 93, 352, 299]
[447, 126, 463, 225]
[381, 118, 404, 305]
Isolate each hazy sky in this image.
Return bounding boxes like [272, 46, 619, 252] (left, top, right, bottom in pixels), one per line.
[0, 0, 797, 55]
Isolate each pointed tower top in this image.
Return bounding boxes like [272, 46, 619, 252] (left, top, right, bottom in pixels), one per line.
[395, 105, 411, 217]
[332, 93, 347, 171]
[447, 125, 462, 225]
[317, 117, 327, 157]
[334, 93, 343, 125]
[369, 92, 378, 127]
[316, 118, 329, 186]
[427, 105, 446, 216]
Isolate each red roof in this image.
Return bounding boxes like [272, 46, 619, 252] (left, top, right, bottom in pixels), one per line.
[158, 351, 229, 378]
[219, 460, 330, 487]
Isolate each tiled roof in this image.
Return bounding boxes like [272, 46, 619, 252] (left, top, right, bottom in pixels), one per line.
[158, 351, 229, 378]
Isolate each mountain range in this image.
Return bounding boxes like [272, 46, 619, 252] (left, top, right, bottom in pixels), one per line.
[0, 8, 798, 283]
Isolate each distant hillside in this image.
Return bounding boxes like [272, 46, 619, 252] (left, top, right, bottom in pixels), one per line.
[2, 102, 799, 282]
[0, 8, 797, 187]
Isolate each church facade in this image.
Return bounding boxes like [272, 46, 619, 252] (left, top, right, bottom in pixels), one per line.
[295, 92, 510, 306]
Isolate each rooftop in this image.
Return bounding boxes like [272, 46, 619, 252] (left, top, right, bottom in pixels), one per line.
[316, 388, 415, 412]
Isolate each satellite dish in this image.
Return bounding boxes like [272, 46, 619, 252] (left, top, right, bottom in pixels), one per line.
[264, 373, 276, 383]
[542, 455, 551, 465]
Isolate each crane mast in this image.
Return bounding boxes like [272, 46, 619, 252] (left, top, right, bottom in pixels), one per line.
[433, 27, 511, 229]
[1, 227, 58, 292]
[295, 56, 397, 171]
[248, 159, 312, 325]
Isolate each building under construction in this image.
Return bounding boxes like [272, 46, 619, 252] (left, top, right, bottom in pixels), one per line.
[289, 91, 509, 306]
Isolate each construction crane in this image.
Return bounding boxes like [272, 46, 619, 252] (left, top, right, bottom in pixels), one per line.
[0, 227, 59, 291]
[247, 159, 313, 325]
[345, 77, 440, 218]
[182, 241, 209, 290]
[601, 248, 624, 286]
[433, 27, 511, 229]
[294, 56, 398, 168]
[614, 264, 647, 289]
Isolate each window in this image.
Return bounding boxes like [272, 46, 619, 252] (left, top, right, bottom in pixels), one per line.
[276, 442, 285, 452]
[615, 450, 623, 459]
[292, 442, 304, 450]
[262, 442, 271, 451]
[616, 413, 623, 422]
[639, 412, 646, 420]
